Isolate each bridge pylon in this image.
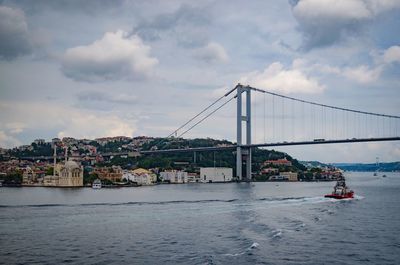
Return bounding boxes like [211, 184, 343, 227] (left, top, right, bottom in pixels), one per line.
[236, 84, 252, 181]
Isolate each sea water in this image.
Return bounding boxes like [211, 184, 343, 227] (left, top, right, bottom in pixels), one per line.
[1, 172, 399, 265]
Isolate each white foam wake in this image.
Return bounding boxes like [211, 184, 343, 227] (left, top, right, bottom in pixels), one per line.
[222, 242, 259, 257]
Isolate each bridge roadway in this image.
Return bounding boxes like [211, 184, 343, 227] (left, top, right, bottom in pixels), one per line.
[140, 136, 400, 154]
[18, 137, 400, 160]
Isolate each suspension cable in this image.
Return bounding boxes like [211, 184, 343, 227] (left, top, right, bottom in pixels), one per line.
[248, 86, 400, 119]
[168, 87, 236, 138]
[177, 95, 236, 138]
[149, 87, 236, 149]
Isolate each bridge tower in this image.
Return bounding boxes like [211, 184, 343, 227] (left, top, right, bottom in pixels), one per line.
[236, 84, 252, 181]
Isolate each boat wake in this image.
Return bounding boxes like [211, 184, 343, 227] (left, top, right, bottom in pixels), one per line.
[1, 195, 363, 209]
[257, 196, 334, 205]
[271, 229, 283, 239]
[0, 199, 239, 208]
[256, 194, 365, 206]
[222, 242, 259, 257]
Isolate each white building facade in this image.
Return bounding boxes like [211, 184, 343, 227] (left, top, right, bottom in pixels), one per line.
[199, 167, 233, 183]
[160, 170, 188, 184]
[122, 171, 154, 186]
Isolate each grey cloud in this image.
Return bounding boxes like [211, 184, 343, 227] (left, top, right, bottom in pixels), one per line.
[3, 0, 124, 15]
[134, 4, 211, 48]
[77, 91, 137, 105]
[290, 0, 400, 50]
[193, 42, 229, 64]
[0, 5, 31, 60]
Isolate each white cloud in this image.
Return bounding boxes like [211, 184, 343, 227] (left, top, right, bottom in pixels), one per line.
[239, 62, 324, 94]
[194, 42, 229, 63]
[0, 131, 22, 148]
[0, 101, 137, 145]
[383, 45, 400, 64]
[56, 113, 135, 140]
[5, 122, 26, 134]
[342, 65, 383, 84]
[295, 59, 384, 84]
[0, 5, 31, 59]
[61, 30, 158, 82]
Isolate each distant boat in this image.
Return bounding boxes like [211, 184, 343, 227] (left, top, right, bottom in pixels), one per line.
[92, 179, 102, 189]
[325, 177, 354, 199]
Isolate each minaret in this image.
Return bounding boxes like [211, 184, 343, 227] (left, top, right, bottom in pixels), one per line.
[64, 146, 68, 163]
[53, 144, 57, 177]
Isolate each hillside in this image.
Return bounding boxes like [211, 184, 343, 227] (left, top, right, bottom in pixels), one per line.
[136, 137, 307, 173]
[333, 162, 400, 172]
[2, 137, 307, 174]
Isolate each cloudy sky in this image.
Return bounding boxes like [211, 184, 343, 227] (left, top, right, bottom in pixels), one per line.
[0, 0, 399, 163]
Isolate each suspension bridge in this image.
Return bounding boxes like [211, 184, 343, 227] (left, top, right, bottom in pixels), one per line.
[145, 84, 400, 181]
[19, 84, 400, 180]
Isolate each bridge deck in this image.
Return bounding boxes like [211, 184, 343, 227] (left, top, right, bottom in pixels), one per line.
[18, 137, 400, 160]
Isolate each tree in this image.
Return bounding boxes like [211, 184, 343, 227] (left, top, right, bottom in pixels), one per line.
[46, 167, 54, 175]
[83, 172, 98, 185]
[2, 171, 23, 185]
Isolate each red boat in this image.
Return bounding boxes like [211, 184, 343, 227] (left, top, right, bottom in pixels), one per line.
[324, 178, 354, 199]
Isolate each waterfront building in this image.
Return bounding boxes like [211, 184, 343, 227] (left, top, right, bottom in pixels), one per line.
[199, 167, 233, 183]
[93, 166, 123, 182]
[22, 167, 37, 184]
[187, 173, 200, 183]
[43, 145, 83, 187]
[57, 161, 84, 186]
[132, 168, 156, 185]
[122, 168, 155, 185]
[279, 172, 298, 181]
[269, 175, 286, 181]
[43, 160, 83, 187]
[160, 170, 188, 184]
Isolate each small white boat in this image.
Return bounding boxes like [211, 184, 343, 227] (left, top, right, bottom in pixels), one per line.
[92, 179, 102, 189]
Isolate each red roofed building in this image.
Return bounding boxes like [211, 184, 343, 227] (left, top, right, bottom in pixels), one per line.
[264, 157, 292, 167]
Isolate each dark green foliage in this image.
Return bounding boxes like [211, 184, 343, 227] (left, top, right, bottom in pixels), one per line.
[108, 156, 136, 169]
[138, 138, 305, 174]
[46, 167, 53, 175]
[83, 172, 98, 185]
[9, 143, 53, 157]
[1, 171, 23, 185]
[96, 140, 130, 153]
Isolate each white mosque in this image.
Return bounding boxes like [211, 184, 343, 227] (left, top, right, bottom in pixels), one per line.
[43, 146, 83, 187]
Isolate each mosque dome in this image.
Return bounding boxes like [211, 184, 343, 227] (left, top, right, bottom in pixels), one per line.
[65, 160, 80, 170]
